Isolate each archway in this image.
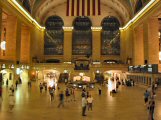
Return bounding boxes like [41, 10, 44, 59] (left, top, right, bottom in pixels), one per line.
[42, 69, 60, 87]
[104, 70, 126, 92]
[0, 69, 14, 87]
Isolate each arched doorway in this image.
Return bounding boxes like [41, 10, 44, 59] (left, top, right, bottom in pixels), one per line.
[104, 70, 126, 92]
[0, 69, 14, 87]
[42, 70, 60, 87]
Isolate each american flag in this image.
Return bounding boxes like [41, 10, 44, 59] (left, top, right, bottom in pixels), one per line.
[66, 0, 101, 16]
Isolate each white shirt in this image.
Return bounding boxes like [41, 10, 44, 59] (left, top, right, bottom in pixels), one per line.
[87, 97, 93, 103]
[82, 97, 87, 107]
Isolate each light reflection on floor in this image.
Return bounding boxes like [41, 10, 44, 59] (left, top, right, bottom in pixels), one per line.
[0, 82, 161, 120]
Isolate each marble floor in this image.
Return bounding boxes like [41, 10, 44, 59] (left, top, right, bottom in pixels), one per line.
[0, 82, 161, 120]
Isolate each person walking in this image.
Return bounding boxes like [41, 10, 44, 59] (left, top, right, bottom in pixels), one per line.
[82, 95, 87, 116]
[144, 90, 150, 105]
[8, 94, 15, 112]
[87, 95, 93, 111]
[49, 88, 54, 101]
[148, 99, 155, 120]
[65, 88, 70, 102]
[10, 85, 14, 95]
[15, 80, 18, 89]
[58, 91, 64, 108]
[71, 88, 76, 101]
[39, 83, 43, 93]
[98, 87, 102, 95]
[28, 81, 32, 88]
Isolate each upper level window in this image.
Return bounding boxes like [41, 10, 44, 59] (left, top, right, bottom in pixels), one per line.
[101, 16, 120, 55]
[134, 0, 143, 14]
[44, 16, 64, 55]
[72, 16, 92, 55]
[18, 0, 31, 13]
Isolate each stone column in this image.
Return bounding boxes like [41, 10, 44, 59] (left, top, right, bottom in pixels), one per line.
[143, 21, 149, 64]
[6, 15, 18, 61]
[92, 31, 101, 61]
[120, 29, 126, 63]
[64, 31, 72, 61]
[30, 27, 44, 63]
[16, 19, 21, 64]
[0, 8, 2, 58]
[120, 27, 134, 64]
[147, 18, 159, 64]
[133, 25, 144, 65]
[21, 26, 30, 63]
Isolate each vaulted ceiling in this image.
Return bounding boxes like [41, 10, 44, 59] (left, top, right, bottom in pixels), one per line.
[23, 0, 142, 27]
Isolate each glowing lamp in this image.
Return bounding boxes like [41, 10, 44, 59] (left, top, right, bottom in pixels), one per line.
[64, 70, 68, 73]
[96, 70, 100, 73]
[79, 73, 84, 77]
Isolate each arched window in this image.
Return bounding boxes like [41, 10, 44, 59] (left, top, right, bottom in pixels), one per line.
[134, 0, 143, 14]
[22, 0, 31, 13]
[72, 16, 92, 55]
[44, 16, 64, 55]
[101, 16, 120, 55]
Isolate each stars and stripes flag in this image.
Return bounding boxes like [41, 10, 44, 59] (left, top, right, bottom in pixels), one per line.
[66, 0, 101, 16]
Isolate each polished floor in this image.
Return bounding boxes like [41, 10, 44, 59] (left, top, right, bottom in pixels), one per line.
[0, 82, 161, 120]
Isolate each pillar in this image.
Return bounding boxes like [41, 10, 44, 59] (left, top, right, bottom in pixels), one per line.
[143, 21, 149, 64]
[30, 27, 44, 63]
[120, 29, 127, 63]
[64, 31, 72, 61]
[147, 18, 159, 64]
[0, 8, 2, 59]
[16, 19, 21, 63]
[6, 15, 18, 61]
[92, 31, 101, 61]
[20, 26, 30, 63]
[133, 25, 144, 65]
[120, 27, 134, 64]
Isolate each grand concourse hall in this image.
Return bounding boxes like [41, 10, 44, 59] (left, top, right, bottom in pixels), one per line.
[0, 0, 161, 120]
